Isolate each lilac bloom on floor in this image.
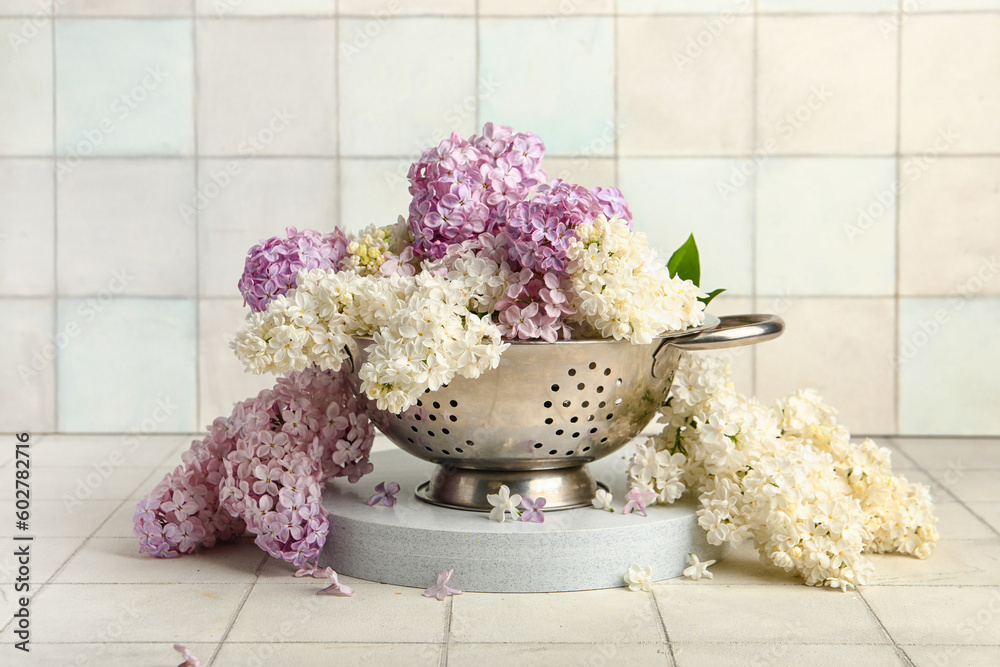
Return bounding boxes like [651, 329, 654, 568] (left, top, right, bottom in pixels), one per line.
[623, 487, 657, 517]
[368, 481, 401, 507]
[423, 569, 463, 601]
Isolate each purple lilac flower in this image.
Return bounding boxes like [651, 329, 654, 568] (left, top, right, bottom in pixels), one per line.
[407, 123, 547, 260]
[520, 496, 546, 523]
[590, 186, 633, 223]
[495, 269, 574, 343]
[623, 487, 658, 517]
[134, 366, 375, 567]
[422, 569, 463, 601]
[368, 481, 401, 507]
[238, 226, 350, 312]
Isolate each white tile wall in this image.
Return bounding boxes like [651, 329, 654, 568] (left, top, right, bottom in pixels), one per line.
[1, 4, 997, 436]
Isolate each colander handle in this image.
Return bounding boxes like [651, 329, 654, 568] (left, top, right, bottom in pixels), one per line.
[666, 313, 784, 351]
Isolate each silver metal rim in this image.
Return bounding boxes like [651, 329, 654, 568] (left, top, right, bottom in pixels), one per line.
[415, 480, 611, 512]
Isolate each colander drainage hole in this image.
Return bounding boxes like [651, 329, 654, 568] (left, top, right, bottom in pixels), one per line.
[427, 431, 435, 437]
[544, 400, 552, 408]
[417, 399, 423, 407]
[449, 415, 457, 422]
[606, 413, 614, 420]
[548, 449, 558, 455]
[600, 437, 608, 443]
[545, 417, 553, 425]
[616, 378, 623, 386]
[614, 398, 623, 405]
[407, 437, 414, 443]
[568, 368, 576, 376]
[587, 415, 595, 422]
[551, 384, 560, 392]
[414, 414, 422, 420]
[565, 451, 574, 456]
[583, 446, 591, 452]
[450, 400, 458, 407]
[555, 429, 564, 436]
[466, 440, 474, 446]
[598, 401, 607, 408]
[395, 413, 402, 420]
[455, 447, 463, 453]
[590, 427, 598, 434]
[534, 443, 543, 449]
[589, 362, 597, 370]
[424, 446, 432, 452]
[442, 450, 450, 455]
[572, 432, 580, 438]
[429, 414, 436, 421]
[442, 428, 450, 434]
[577, 382, 585, 390]
[581, 400, 590, 408]
[596, 386, 604, 393]
[604, 367, 612, 376]
[433, 401, 441, 409]
[410, 426, 418, 433]
[562, 400, 571, 408]
[570, 416, 578, 423]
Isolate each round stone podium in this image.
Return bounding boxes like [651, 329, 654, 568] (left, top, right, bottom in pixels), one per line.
[319, 449, 730, 592]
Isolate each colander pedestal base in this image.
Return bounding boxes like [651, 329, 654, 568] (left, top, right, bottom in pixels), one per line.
[417, 464, 603, 511]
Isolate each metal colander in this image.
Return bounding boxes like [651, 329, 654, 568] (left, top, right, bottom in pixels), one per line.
[346, 314, 783, 510]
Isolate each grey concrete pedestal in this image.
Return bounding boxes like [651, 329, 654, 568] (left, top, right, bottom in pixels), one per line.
[320, 449, 731, 592]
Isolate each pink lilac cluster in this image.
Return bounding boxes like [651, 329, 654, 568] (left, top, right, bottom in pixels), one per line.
[134, 367, 375, 566]
[407, 122, 547, 260]
[495, 269, 574, 342]
[238, 226, 350, 312]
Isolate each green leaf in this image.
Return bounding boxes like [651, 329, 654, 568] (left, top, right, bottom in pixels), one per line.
[700, 288, 726, 307]
[667, 234, 700, 287]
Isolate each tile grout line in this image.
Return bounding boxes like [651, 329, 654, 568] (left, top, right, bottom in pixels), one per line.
[857, 591, 916, 667]
[0, 442, 184, 635]
[7, 152, 1000, 160]
[893, 0, 903, 436]
[650, 590, 677, 665]
[750, 0, 759, 396]
[612, 0, 619, 188]
[334, 0, 341, 229]
[441, 593, 454, 667]
[906, 457, 1000, 540]
[473, 0, 480, 130]
[51, 13, 59, 432]
[14, 10, 1000, 19]
[206, 553, 269, 667]
[193, 7, 202, 430]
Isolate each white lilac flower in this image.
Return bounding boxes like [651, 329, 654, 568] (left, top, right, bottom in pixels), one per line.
[487, 484, 521, 522]
[683, 553, 715, 581]
[592, 488, 614, 512]
[627, 353, 938, 591]
[624, 563, 655, 592]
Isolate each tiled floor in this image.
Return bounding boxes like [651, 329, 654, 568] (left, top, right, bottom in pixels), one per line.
[1, 435, 998, 666]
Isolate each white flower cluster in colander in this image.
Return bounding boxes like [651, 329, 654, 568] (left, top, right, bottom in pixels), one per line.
[628, 353, 939, 591]
[343, 217, 416, 277]
[566, 215, 708, 344]
[231, 268, 509, 413]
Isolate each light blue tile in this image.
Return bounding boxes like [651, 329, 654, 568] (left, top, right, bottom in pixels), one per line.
[480, 17, 614, 156]
[339, 17, 476, 156]
[619, 158, 753, 296]
[55, 19, 194, 156]
[58, 298, 197, 432]
[756, 157, 896, 296]
[899, 297, 1000, 436]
